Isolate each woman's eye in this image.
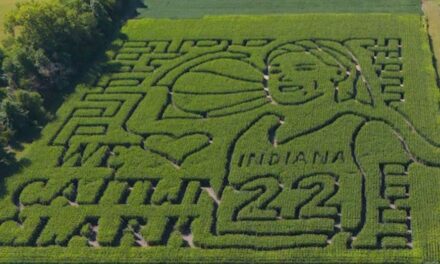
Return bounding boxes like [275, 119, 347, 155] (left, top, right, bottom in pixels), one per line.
[295, 67, 315, 71]
[294, 64, 316, 71]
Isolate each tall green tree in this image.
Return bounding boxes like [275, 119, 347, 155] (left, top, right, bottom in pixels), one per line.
[2, 0, 123, 93]
[0, 51, 12, 169]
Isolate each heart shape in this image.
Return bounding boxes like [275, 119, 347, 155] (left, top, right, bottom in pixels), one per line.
[144, 134, 210, 165]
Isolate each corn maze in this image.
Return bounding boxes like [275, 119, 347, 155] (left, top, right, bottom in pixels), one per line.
[1, 15, 440, 263]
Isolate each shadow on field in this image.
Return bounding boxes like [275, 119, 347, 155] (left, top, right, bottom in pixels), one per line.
[0, 156, 31, 194]
[0, 176, 6, 200]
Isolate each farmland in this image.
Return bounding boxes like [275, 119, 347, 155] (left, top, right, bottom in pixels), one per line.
[0, 13, 439, 263]
[136, 0, 421, 18]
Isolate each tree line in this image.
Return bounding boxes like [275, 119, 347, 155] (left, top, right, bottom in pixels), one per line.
[0, 0, 128, 169]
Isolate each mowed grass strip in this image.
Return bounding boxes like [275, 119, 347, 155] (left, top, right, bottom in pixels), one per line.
[137, 0, 421, 18]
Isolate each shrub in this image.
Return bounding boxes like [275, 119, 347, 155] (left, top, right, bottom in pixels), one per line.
[0, 89, 48, 137]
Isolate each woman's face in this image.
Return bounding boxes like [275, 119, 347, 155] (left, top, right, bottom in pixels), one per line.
[268, 51, 344, 105]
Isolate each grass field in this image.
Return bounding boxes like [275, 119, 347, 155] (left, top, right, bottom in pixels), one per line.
[137, 0, 421, 18]
[0, 0, 17, 40]
[0, 14, 439, 263]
